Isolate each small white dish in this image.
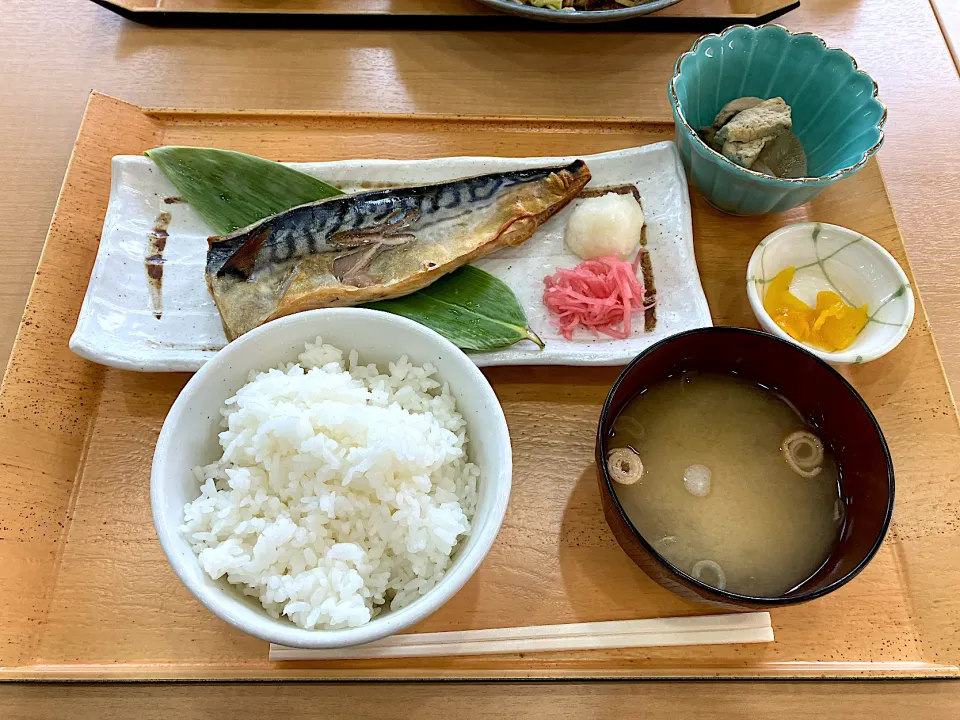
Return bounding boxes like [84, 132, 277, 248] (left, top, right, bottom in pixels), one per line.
[746, 222, 914, 364]
[151, 308, 512, 649]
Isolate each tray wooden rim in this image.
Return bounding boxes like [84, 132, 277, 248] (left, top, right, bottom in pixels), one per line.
[142, 106, 673, 125]
[3, 91, 959, 682]
[4, 661, 960, 682]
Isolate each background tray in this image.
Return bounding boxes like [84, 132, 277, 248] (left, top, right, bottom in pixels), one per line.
[88, 0, 800, 30]
[2, 92, 959, 681]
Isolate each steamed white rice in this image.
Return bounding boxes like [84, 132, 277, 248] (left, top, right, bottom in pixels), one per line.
[181, 338, 478, 630]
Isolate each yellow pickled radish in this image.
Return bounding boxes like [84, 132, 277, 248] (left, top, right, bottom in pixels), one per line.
[771, 306, 812, 341]
[762, 268, 867, 352]
[764, 267, 810, 314]
[763, 267, 814, 342]
[810, 291, 868, 351]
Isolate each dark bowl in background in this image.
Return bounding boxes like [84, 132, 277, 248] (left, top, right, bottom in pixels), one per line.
[473, 0, 681, 24]
[595, 327, 895, 609]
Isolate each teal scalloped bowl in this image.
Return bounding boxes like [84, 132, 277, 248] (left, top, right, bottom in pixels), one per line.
[669, 25, 886, 216]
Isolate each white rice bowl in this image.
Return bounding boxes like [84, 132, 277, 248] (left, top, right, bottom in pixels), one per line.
[180, 338, 479, 631]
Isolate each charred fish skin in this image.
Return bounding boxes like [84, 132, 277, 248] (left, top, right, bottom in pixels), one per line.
[207, 160, 590, 339]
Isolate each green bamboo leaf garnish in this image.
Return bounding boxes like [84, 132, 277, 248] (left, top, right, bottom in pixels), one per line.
[146, 147, 342, 235]
[147, 146, 543, 351]
[368, 266, 543, 351]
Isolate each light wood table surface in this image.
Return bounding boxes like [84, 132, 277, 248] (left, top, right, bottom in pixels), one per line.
[933, 0, 960, 72]
[2, 0, 960, 716]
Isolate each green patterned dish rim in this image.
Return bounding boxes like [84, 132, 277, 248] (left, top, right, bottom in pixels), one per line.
[669, 24, 888, 185]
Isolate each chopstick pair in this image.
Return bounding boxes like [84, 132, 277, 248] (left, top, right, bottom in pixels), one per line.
[269, 611, 773, 661]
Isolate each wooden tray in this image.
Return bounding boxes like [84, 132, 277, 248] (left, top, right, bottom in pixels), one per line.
[2, 92, 959, 681]
[89, 0, 800, 30]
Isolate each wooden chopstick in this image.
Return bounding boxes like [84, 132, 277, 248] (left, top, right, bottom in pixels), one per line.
[268, 612, 773, 661]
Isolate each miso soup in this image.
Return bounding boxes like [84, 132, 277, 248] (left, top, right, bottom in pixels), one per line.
[607, 371, 843, 598]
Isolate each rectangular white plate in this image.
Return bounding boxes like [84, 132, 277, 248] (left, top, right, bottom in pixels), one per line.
[70, 144, 711, 371]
